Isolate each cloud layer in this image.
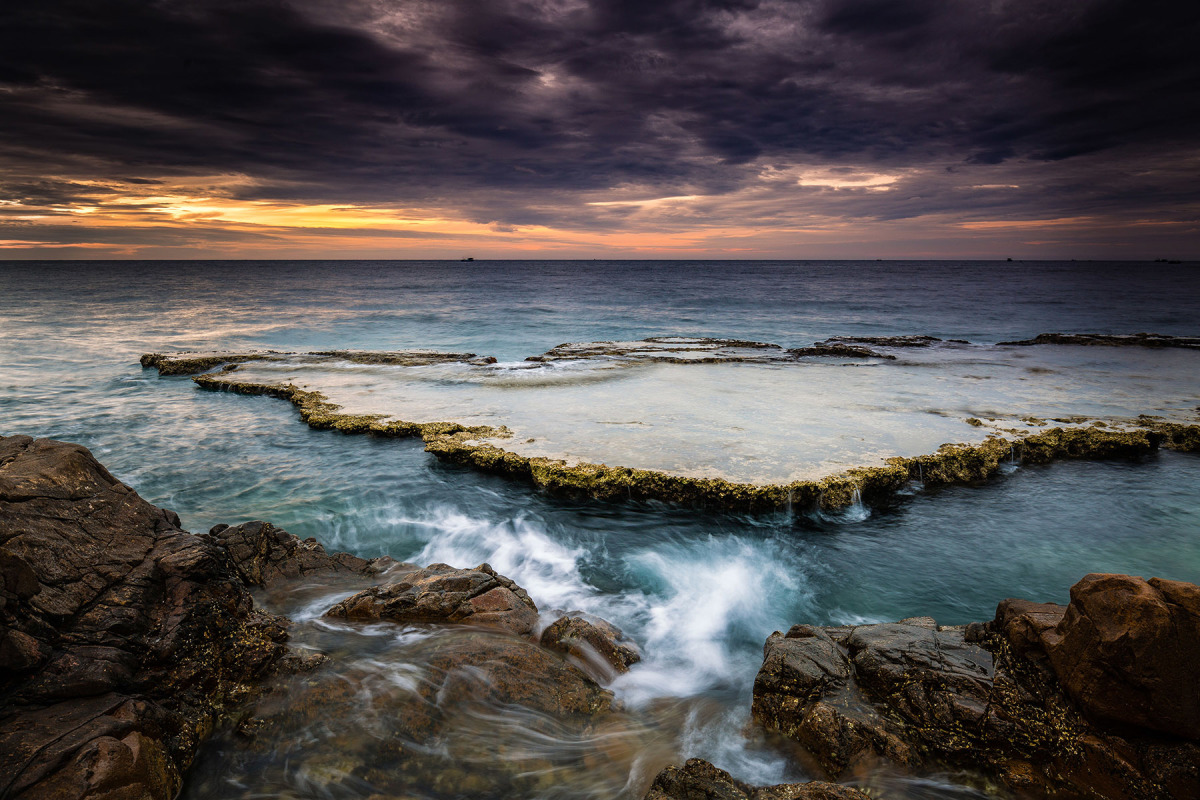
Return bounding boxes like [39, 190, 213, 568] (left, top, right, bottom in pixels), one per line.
[1, 0, 1197, 257]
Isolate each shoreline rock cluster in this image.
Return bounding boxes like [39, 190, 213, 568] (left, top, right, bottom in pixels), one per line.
[0, 436, 638, 798]
[752, 575, 1200, 799]
[4, 436, 1199, 799]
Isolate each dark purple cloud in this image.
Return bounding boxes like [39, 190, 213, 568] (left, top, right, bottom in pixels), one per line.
[0, 0, 1197, 233]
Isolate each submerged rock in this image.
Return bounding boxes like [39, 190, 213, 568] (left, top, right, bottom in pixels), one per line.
[752, 573, 1200, 799]
[325, 561, 541, 638]
[540, 611, 641, 683]
[0, 436, 296, 799]
[644, 759, 868, 800]
[223, 626, 620, 799]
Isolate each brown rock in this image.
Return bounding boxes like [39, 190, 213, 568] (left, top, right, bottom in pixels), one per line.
[212, 519, 396, 589]
[644, 758, 869, 800]
[1041, 573, 1200, 738]
[540, 611, 641, 682]
[325, 562, 539, 637]
[754, 577, 1200, 800]
[0, 436, 296, 799]
[222, 627, 616, 798]
[993, 598, 1065, 657]
[422, 631, 614, 724]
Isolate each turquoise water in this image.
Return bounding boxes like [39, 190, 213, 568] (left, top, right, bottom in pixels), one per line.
[2, 260, 1199, 798]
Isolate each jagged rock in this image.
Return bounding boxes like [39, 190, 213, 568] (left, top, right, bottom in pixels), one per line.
[752, 574, 1200, 799]
[992, 597, 1066, 656]
[540, 611, 641, 683]
[325, 562, 540, 637]
[644, 758, 869, 800]
[0, 436, 295, 800]
[211, 520, 397, 589]
[1041, 573, 1200, 739]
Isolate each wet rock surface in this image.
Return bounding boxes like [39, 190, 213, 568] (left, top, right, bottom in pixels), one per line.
[811, 334, 958, 349]
[999, 332, 1200, 349]
[325, 561, 541, 637]
[1, 435, 646, 799]
[141, 349, 486, 376]
[1040, 573, 1200, 739]
[200, 625, 625, 800]
[527, 336, 799, 364]
[211, 520, 397, 589]
[644, 758, 869, 800]
[753, 573, 1200, 799]
[0, 436, 295, 799]
[540, 611, 642, 683]
[788, 343, 896, 360]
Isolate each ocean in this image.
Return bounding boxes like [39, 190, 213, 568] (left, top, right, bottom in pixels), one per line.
[2, 259, 1199, 798]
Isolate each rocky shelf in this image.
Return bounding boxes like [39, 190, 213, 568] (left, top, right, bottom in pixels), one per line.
[141, 342, 1200, 513]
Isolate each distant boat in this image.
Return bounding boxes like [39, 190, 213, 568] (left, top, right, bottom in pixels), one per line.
[460, 257, 474, 262]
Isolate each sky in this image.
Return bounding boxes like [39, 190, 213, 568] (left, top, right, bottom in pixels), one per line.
[1, 0, 1198, 260]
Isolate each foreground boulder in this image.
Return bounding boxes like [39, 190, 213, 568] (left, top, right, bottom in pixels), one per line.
[753, 574, 1200, 799]
[0, 436, 296, 799]
[1038, 573, 1200, 739]
[325, 561, 540, 637]
[540, 611, 641, 683]
[644, 759, 868, 800]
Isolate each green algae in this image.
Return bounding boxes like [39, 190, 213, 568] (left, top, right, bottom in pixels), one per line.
[1140, 419, 1200, 453]
[411, 425, 1180, 514]
[192, 372, 501, 440]
[146, 352, 1200, 515]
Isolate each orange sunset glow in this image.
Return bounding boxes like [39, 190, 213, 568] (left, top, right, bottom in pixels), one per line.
[1, 1, 1197, 259]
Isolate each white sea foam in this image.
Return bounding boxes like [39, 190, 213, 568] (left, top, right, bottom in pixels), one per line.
[405, 508, 602, 616]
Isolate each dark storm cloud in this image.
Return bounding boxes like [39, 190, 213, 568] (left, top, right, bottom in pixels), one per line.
[0, 0, 1197, 226]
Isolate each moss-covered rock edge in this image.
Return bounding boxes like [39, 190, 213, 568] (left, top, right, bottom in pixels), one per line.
[159, 364, 1199, 514]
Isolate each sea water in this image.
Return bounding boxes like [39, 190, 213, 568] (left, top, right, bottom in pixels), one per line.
[2, 260, 1199, 798]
